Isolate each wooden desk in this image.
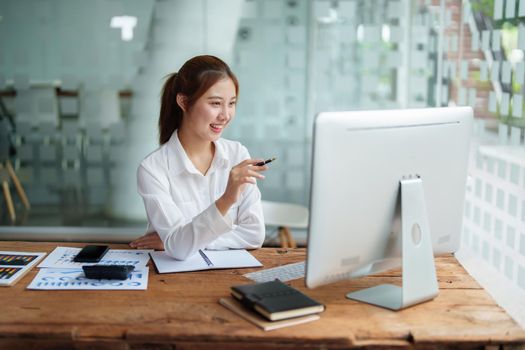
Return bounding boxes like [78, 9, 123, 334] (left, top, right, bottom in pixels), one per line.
[1, 241, 524, 349]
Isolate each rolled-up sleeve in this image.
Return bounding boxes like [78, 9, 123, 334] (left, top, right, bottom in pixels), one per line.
[206, 182, 265, 250]
[137, 164, 233, 260]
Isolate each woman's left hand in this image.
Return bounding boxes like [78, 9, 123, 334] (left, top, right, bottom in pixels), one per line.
[129, 231, 165, 250]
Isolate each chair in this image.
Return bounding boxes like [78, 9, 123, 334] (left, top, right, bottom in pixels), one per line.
[0, 118, 30, 222]
[261, 200, 309, 248]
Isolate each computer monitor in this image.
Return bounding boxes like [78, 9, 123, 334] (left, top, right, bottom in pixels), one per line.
[305, 107, 473, 310]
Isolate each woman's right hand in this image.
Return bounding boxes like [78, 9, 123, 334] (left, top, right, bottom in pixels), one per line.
[129, 231, 165, 250]
[216, 159, 267, 216]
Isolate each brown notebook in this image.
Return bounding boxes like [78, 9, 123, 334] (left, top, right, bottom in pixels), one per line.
[219, 296, 320, 331]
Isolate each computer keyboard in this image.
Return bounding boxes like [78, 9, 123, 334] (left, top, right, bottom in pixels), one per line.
[243, 261, 305, 283]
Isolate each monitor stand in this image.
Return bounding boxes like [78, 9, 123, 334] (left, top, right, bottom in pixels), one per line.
[346, 177, 439, 310]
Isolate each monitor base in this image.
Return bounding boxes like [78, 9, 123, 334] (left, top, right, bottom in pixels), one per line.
[346, 284, 404, 310]
[347, 177, 439, 310]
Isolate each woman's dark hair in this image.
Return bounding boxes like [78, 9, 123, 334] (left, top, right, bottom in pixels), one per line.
[158, 55, 239, 145]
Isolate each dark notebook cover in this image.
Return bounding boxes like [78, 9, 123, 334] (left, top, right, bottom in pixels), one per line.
[231, 280, 324, 321]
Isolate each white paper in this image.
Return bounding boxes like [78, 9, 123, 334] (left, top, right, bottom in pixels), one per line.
[450, 61, 457, 78]
[492, 61, 500, 82]
[339, 0, 357, 19]
[461, 60, 469, 80]
[520, 0, 525, 16]
[286, 26, 305, 45]
[482, 30, 490, 51]
[389, 26, 403, 43]
[313, 1, 330, 18]
[387, 51, 401, 68]
[446, 9, 453, 26]
[511, 127, 521, 145]
[501, 92, 510, 115]
[27, 267, 148, 290]
[480, 61, 488, 81]
[502, 61, 512, 83]
[489, 91, 497, 113]
[442, 84, 449, 104]
[286, 49, 305, 69]
[38, 247, 152, 269]
[459, 88, 467, 105]
[499, 124, 509, 144]
[363, 26, 381, 42]
[263, 0, 281, 19]
[516, 61, 525, 84]
[450, 35, 458, 52]
[469, 88, 477, 108]
[471, 30, 480, 51]
[494, 0, 504, 20]
[492, 30, 501, 51]
[443, 36, 449, 54]
[442, 60, 449, 78]
[387, 1, 401, 19]
[150, 249, 262, 274]
[512, 94, 523, 117]
[518, 26, 525, 50]
[339, 24, 356, 43]
[506, 0, 516, 18]
[463, 2, 471, 23]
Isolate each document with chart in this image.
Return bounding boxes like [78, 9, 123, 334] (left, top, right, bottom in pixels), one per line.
[0, 251, 46, 287]
[27, 267, 149, 290]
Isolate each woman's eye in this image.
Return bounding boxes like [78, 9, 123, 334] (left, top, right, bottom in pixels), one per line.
[229, 101, 236, 106]
[211, 101, 221, 106]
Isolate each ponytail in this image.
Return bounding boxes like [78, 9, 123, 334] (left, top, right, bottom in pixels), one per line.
[158, 73, 182, 145]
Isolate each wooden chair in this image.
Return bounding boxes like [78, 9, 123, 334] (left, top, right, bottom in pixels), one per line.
[0, 160, 30, 222]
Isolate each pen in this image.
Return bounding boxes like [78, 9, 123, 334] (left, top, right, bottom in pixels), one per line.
[255, 157, 277, 166]
[198, 250, 214, 267]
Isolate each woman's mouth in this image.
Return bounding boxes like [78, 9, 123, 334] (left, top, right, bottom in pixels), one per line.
[210, 124, 223, 133]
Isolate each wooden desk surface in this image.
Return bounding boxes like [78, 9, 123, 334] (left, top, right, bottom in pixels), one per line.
[1, 241, 524, 349]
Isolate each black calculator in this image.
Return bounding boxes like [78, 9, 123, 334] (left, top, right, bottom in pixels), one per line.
[82, 265, 134, 280]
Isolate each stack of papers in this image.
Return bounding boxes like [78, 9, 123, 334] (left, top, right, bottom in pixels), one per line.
[28, 247, 151, 290]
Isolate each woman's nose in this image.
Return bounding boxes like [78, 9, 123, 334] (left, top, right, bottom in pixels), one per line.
[218, 106, 229, 120]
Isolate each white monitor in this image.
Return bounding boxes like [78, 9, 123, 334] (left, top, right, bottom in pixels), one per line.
[305, 107, 473, 310]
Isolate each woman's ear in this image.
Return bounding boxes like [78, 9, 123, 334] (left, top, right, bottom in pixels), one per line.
[176, 94, 187, 112]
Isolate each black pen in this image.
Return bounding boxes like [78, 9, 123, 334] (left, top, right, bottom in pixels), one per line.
[255, 157, 277, 166]
[198, 250, 213, 267]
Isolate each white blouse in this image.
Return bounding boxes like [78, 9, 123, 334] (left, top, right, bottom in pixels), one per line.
[137, 131, 265, 260]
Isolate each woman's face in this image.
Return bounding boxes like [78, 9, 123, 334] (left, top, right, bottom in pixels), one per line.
[181, 77, 237, 143]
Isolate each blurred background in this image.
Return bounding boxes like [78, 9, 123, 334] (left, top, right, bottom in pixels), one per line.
[0, 0, 524, 326]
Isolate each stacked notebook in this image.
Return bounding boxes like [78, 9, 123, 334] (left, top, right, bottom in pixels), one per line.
[220, 279, 325, 331]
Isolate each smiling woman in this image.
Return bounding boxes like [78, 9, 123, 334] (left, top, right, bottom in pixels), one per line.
[130, 55, 267, 260]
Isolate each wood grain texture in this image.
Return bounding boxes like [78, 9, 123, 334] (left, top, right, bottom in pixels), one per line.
[0, 241, 524, 349]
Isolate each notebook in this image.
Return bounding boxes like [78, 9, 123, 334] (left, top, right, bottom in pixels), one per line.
[150, 249, 262, 273]
[219, 296, 320, 331]
[231, 279, 325, 321]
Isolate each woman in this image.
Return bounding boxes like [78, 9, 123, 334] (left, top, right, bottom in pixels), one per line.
[129, 55, 267, 260]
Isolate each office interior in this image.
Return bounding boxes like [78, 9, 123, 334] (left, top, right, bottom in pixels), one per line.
[0, 0, 524, 329]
